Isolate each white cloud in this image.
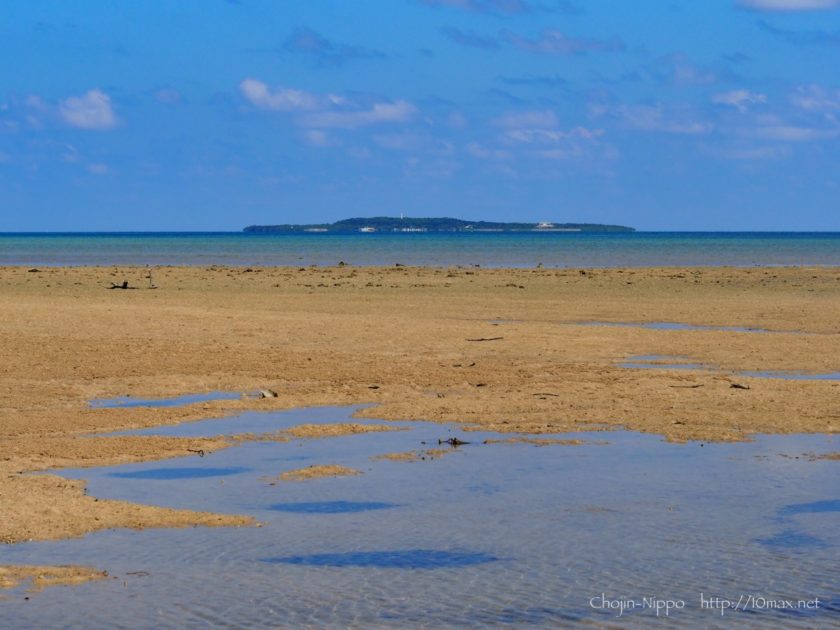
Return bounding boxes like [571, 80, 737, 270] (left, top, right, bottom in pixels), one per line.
[482, 111, 611, 162]
[746, 125, 840, 141]
[503, 126, 602, 144]
[790, 84, 840, 111]
[712, 90, 768, 112]
[239, 79, 319, 111]
[374, 132, 425, 150]
[466, 141, 512, 160]
[58, 89, 117, 130]
[714, 146, 790, 160]
[24, 95, 47, 111]
[738, 0, 840, 11]
[86, 163, 110, 175]
[240, 77, 416, 131]
[303, 129, 334, 147]
[402, 156, 461, 179]
[446, 112, 468, 129]
[300, 100, 416, 129]
[652, 54, 717, 86]
[615, 105, 712, 134]
[504, 29, 625, 55]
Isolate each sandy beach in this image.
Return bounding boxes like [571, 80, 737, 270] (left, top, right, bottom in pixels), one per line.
[1, 264, 839, 550]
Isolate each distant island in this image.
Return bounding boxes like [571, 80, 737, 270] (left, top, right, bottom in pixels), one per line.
[244, 217, 634, 234]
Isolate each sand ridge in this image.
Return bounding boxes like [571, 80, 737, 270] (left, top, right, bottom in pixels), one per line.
[275, 465, 362, 481]
[0, 565, 109, 591]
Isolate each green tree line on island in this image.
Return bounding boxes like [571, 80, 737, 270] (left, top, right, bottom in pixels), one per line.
[244, 217, 635, 233]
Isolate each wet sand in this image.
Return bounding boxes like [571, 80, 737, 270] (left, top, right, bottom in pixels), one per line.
[277, 465, 362, 481]
[1, 264, 839, 550]
[371, 448, 453, 462]
[0, 565, 108, 591]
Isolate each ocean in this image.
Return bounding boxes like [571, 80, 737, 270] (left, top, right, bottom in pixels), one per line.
[1, 232, 840, 267]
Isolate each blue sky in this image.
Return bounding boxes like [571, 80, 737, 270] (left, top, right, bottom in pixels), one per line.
[2, 0, 840, 231]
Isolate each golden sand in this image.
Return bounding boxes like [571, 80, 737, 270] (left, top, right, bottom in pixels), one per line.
[1, 264, 839, 544]
[276, 464, 362, 481]
[0, 565, 109, 591]
[371, 448, 453, 462]
[284, 423, 402, 438]
[806, 452, 840, 461]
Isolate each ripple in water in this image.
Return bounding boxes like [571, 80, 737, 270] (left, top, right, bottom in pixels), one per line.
[268, 501, 399, 514]
[264, 549, 499, 569]
[779, 499, 840, 516]
[3, 406, 837, 629]
[756, 529, 828, 550]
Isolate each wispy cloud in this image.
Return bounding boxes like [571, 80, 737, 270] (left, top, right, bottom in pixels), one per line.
[240, 78, 416, 130]
[58, 89, 117, 130]
[650, 54, 718, 86]
[302, 129, 335, 147]
[239, 79, 322, 111]
[419, 0, 580, 15]
[421, 0, 531, 13]
[758, 19, 840, 46]
[300, 101, 416, 129]
[601, 104, 713, 134]
[705, 144, 790, 160]
[493, 109, 558, 128]
[155, 88, 182, 105]
[466, 141, 513, 160]
[439, 25, 622, 57]
[486, 109, 613, 161]
[502, 126, 603, 144]
[283, 27, 386, 66]
[744, 124, 840, 141]
[441, 27, 501, 49]
[712, 89, 767, 112]
[739, 0, 840, 11]
[498, 73, 568, 87]
[86, 162, 110, 174]
[790, 84, 840, 111]
[374, 131, 455, 155]
[504, 29, 625, 55]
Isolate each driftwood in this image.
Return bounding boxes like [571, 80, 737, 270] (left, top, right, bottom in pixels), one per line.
[466, 337, 504, 342]
[438, 437, 470, 447]
[730, 383, 751, 390]
[107, 281, 136, 290]
[669, 384, 704, 389]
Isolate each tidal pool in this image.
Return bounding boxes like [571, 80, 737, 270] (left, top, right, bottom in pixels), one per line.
[620, 356, 840, 381]
[1, 406, 837, 628]
[577, 321, 774, 333]
[90, 391, 244, 409]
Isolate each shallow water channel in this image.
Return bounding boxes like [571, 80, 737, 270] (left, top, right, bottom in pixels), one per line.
[1, 404, 838, 628]
[619, 355, 840, 382]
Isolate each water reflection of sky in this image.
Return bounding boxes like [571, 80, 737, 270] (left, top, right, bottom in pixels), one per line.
[1, 405, 837, 628]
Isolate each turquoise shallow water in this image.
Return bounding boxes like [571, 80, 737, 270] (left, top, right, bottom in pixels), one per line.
[2, 232, 840, 267]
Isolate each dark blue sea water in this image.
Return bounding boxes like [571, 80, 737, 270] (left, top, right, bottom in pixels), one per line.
[1, 232, 840, 267]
